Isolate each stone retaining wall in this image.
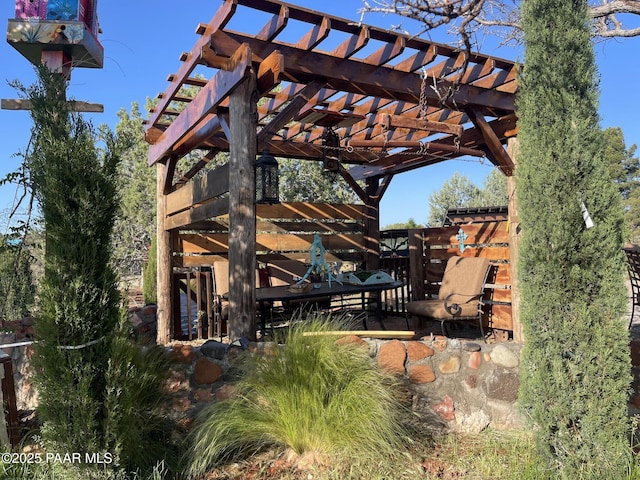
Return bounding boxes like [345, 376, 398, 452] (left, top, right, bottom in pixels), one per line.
[6, 329, 640, 436]
[164, 335, 524, 434]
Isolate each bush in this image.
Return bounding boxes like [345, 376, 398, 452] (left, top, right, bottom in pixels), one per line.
[142, 234, 157, 305]
[186, 314, 408, 478]
[104, 322, 174, 473]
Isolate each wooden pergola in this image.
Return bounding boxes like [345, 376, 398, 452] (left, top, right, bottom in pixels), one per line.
[145, 0, 520, 344]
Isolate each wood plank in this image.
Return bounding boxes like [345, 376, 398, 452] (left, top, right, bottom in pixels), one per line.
[145, 0, 237, 131]
[378, 113, 463, 137]
[257, 202, 365, 221]
[1, 98, 104, 112]
[422, 222, 509, 244]
[180, 254, 229, 267]
[228, 72, 258, 341]
[332, 25, 369, 58]
[303, 330, 415, 339]
[427, 247, 510, 261]
[148, 44, 251, 165]
[296, 16, 331, 50]
[165, 197, 230, 230]
[166, 163, 229, 216]
[257, 80, 324, 145]
[256, 49, 285, 95]
[157, 161, 172, 344]
[485, 304, 512, 331]
[365, 35, 405, 66]
[486, 288, 512, 303]
[257, 220, 362, 234]
[258, 251, 363, 264]
[182, 233, 365, 253]
[256, 4, 289, 41]
[465, 107, 515, 175]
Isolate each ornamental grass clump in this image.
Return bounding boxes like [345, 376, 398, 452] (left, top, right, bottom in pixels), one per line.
[186, 314, 408, 477]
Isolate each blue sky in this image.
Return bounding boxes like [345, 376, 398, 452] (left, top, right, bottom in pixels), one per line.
[1, 0, 639, 232]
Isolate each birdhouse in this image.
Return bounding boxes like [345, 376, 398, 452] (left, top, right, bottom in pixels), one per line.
[7, 0, 103, 73]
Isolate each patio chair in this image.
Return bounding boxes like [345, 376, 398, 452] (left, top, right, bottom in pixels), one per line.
[624, 248, 640, 329]
[406, 256, 492, 339]
[211, 260, 265, 338]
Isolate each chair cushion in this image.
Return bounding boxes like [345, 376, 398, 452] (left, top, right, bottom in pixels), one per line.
[407, 298, 480, 319]
[439, 256, 490, 301]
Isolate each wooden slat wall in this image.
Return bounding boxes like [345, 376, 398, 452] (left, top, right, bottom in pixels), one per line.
[417, 221, 513, 332]
[177, 202, 366, 267]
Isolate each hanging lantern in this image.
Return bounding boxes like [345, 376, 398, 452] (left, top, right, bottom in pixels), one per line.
[255, 149, 279, 204]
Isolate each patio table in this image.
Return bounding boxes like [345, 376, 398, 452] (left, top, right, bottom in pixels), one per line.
[255, 280, 404, 332]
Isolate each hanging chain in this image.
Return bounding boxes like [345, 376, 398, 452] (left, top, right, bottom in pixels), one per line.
[419, 67, 429, 119]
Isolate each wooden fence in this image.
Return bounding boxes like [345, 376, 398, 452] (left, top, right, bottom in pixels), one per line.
[407, 221, 513, 333]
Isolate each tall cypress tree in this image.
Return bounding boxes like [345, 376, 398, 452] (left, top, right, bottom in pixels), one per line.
[22, 66, 121, 454]
[517, 0, 631, 477]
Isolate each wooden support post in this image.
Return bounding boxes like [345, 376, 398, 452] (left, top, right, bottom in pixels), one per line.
[363, 178, 380, 270]
[228, 71, 258, 341]
[186, 271, 193, 340]
[408, 229, 425, 301]
[196, 269, 202, 340]
[156, 160, 173, 344]
[507, 138, 523, 342]
[206, 271, 213, 339]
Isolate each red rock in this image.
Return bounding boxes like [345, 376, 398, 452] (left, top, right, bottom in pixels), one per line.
[406, 341, 435, 361]
[468, 351, 482, 370]
[193, 357, 223, 384]
[433, 395, 455, 421]
[336, 335, 368, 349]
[409, 364, 436, 384]
[438, 356, 461, 374]
[432, 336, 447, 352]
[170, 344, 196, 364]
[377, 340, 407, 376]
[465, 374, 477, 389]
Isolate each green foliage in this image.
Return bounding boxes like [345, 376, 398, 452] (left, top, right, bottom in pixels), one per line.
[111, 103, 156, 279]
[603, 127, 640, 242]
[20, 65, 121, 456]
[279, 159, 359, 203]
[427, 170, 507, 226]
[517, 1, 631, 478]
[104, 324, 173, 473]
[186, 314, 407, 478]
[142, 234, 157, 305]
[14, 66, 173, 476]
[0, 235, 35, 321]
[382, 217, 424, 230]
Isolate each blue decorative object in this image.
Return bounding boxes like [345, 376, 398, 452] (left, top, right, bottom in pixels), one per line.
[297, 234, 342, 287]
[456, 228, 468, 253]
